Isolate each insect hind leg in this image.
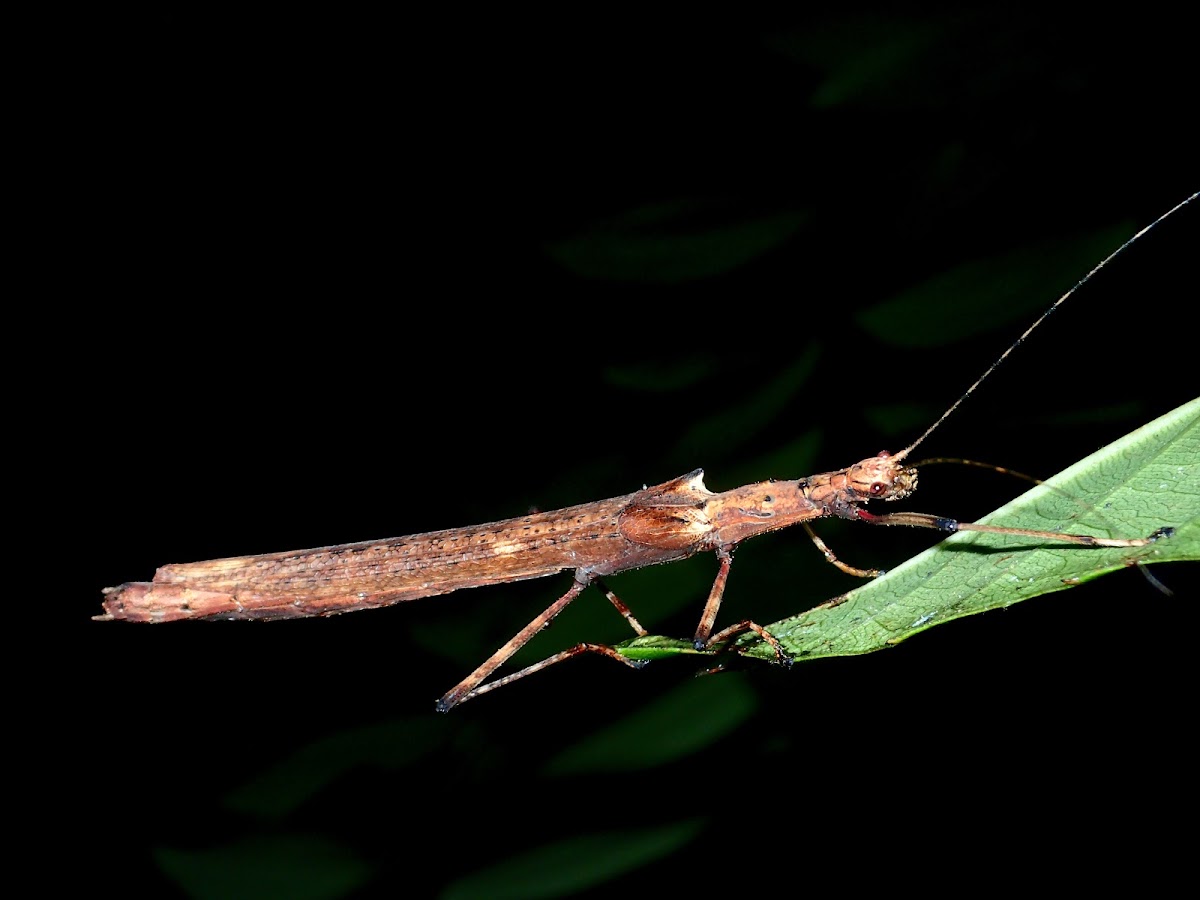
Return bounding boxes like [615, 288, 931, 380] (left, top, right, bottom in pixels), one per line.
[436, 574, 653, 712]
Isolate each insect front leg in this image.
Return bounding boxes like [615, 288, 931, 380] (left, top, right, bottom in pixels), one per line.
[801, 522, 884, 577]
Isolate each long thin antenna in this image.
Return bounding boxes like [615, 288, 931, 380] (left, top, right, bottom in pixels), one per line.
[895, 191, 1197, 462]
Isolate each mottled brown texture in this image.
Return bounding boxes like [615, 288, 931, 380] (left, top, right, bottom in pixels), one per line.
[100, 492, 639, 622]
[99, 457, 917, 624]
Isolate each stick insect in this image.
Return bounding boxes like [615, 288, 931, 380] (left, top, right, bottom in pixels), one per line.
[99, 193, 1194, 711]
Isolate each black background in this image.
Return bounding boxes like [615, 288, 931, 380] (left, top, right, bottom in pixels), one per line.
[65, 9, 1195, 898]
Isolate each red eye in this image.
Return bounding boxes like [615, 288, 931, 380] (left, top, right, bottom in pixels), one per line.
[870, 482, 885, 495]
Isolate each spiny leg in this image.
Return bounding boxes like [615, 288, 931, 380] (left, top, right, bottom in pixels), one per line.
[450, 644, 648, 707]
[437, 577, 590, 712]
[692, 546, 734, 649]
[437, 574, 652, 712]
[594, 577, 649, 636]
[704, 619, 791, 667]
[692, 545, 790, 665]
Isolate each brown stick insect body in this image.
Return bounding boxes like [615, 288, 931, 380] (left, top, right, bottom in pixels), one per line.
[99, 194, 1194, 711]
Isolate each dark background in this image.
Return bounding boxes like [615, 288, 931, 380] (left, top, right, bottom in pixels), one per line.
[70, 9, 1195, 897]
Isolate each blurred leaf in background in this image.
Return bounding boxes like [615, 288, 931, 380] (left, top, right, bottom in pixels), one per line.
[78, 8, 1196, 898]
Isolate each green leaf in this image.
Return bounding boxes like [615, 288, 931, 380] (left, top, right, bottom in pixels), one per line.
[772, 13, 954, 110]
[223, 718, 445, 818]
[855, 223, 1135, 348]
[668, 343, 820, 463]
[545, 201, 808, 283]
[440, 819, 706, 900]
[156, 834, 373, 900]
[542, 676, 757, 776]
[616, 398, 1198, 665]
[744, 396, 1199, 660]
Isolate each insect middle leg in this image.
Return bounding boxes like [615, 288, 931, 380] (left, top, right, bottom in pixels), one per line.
[691, 546, 790, 663]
